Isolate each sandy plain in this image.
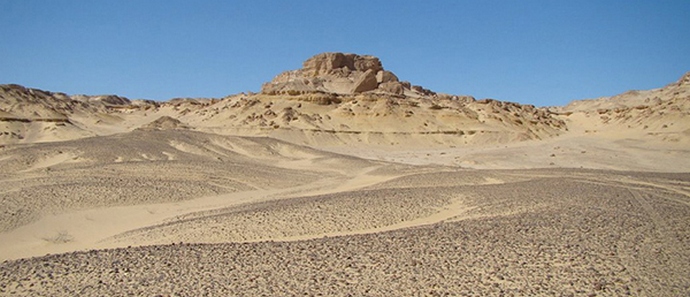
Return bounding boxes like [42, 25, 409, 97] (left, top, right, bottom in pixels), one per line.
[0, 127, 688, 296]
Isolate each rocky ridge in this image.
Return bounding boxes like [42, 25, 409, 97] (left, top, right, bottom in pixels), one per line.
[2, 53, 687, 147]
[553, 71, 690, 140]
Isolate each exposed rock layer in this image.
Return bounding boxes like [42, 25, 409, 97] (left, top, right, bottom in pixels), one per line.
[261, 52, 423, 97]
[1, 54, 688, 147]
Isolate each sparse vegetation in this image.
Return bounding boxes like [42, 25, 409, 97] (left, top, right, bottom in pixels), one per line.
[42, 231, 73, 244]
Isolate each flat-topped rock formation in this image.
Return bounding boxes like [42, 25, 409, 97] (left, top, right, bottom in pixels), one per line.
[261, 52, 431, 98]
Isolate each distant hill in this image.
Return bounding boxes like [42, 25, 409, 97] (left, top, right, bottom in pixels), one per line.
[1, 53, 688, 148]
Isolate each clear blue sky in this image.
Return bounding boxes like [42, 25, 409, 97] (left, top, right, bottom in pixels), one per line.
[1, 1, 688, 106]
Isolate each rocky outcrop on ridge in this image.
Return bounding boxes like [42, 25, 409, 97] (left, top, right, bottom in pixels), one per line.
[554, 72, 690, 138]
[559, 72, 690, 113]
[0, 85, 143, 121]
[0, 84, 75, 122]
[71, 94, 131, 106]
[139, 116, 190, 131]
[261, 52, 434, 99]
[673, 71, 690, 87]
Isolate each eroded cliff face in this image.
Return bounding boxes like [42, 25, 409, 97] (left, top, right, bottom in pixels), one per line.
[261, 52, 432, 98]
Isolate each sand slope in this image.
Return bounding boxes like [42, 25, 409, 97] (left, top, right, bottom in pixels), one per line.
[0, 129, 391, 259]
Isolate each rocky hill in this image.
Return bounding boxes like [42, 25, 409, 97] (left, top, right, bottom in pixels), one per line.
[1, 53, 687, 148]
[261, 52, 434, 98]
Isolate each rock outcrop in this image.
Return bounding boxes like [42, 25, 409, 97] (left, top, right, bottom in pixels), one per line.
[261, 52, 430, 98]
[71, 94, 131, 106]
[672, 71, 690, 87]
[552, 71, 690, 141]
[0, 84, 74, 122]
[351, 69, 378, 93]
[139, 116, 190, 130]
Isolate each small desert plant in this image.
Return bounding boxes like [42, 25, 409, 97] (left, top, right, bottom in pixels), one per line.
[42, 231, 74, 244]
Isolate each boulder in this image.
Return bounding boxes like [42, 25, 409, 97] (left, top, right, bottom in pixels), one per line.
[378, 82, 405, 95]
[353, 55, 383, 73]
[351, 70, 378, 93]
[302, 52, 355, 76]
[376, 70, 399, 83]
[262, 77, 323, 95]
[411, 85, 436, 96]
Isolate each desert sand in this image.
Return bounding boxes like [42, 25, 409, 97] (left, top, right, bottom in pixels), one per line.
[1, 53, 689, 296]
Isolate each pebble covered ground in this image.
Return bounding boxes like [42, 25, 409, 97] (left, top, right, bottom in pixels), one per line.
[1, 170, 688, 296]
[0, 130, 344, 232]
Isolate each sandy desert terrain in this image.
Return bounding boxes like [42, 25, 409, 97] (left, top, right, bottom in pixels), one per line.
[1, 53, 689, 296]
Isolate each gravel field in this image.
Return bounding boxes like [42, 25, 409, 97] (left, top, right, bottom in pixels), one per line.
[1, 130, 688, 296]
[2, 170, 687, 296]
[2, 196, 688, 296]
[0, 131, 331, 232]
[108, 186, 456, 245]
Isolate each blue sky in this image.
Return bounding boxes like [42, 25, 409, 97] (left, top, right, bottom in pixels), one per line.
[1, 1, 688, 106]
